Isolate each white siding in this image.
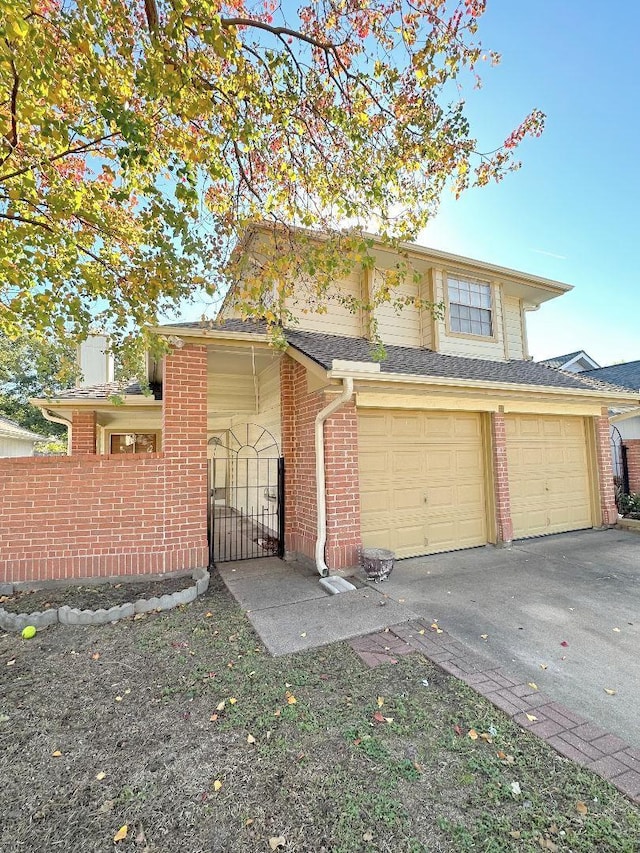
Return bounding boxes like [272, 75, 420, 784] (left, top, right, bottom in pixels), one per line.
[617, 415, 640, 441]
[0, 437, 36, 457]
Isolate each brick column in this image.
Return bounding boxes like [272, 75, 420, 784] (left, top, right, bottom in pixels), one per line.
[71, 410, 97, 455]
[162, 343, 209, 569]
[490, 411, 513, 545]
[623, 439, 640, 494]
[324, 402, 362, 571]
[594, 408, 617, 526]
[280, 355, 362, 571]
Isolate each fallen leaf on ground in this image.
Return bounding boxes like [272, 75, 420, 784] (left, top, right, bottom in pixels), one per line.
[247, 734, 256, 744]
[525, 713, 538, 722]
[509, 830, 521, 839]
[95, 771, 106, 781]
[229, 697, 237, 705]
[115, 696, 123, 702]
[528, 682, 538, 690]
[376, 696, 384, 708]
[113, 825, 128, 843]
[453, 724, 463, 736]
[467, 729, 478, 740]
[245, 819, 253, 826]
[372, 711, 386, 724]
[430, 623, 443, 634]
[213, 780, 223, 792]
[216, 700, 226, 711]
[613, 627, 621, 632]
[510, 781, 521, 796]
[51, 750, 62, 757]
[540, 664, 548, 670]
[480, 634, 488, 640]
[538, 839, 558, 851]
[91, 652, 100, 660]
[575, 800, 588, 815]
[362, 830, 374, 842]
[269, 837, 285, 850]
[6, 659, 15, 666]
[273, 709, 281, 717]
[210, 714, 218, 722]
[285, 692, 296, 705]
[205, 611, 213, 618]
[480, 732, 493, 743]
[604, 688, 617, 696]
[560, 640, 569, 647]
[398, 598, 405, 603]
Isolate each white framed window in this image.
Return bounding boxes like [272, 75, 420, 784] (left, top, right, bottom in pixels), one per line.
[447, 275, 493, 337]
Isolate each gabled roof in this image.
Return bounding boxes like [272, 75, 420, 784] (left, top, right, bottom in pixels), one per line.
[539, 351, 600, 371]
[582, 361, 640, 392]
[0, 415, 45, 442]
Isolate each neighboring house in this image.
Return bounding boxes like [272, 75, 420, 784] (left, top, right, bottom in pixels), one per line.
[539, 351, 601, 373]
[0, 415, 45, 458]
[2, 227, 639, 585]
[581, 361, 640, 494]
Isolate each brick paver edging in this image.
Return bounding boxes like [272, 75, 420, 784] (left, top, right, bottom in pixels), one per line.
[349, 619, 640, 805]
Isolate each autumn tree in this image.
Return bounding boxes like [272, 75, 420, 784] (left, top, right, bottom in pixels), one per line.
[0, 0, 544, 363]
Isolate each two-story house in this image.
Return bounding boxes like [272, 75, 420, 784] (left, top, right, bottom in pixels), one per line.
[3, 226, 637, 586]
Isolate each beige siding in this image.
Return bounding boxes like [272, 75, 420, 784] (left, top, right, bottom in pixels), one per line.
[503, 295, 524, 359]
[372, 269, 422, 348]
[285, 269, 363, 337]
[208, 373, 256, 417]
[433, 268, 507, 361]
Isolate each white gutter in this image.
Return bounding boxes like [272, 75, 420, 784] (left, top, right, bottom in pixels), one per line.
[314, 359, 381, 577]
[40, 409, 73, 456]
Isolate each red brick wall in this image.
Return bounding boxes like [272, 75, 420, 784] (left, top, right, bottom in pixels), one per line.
[0, 344, 209, 583]
[624, 439, 640, 494]
[71, 410, 97, 454]
[280, 356, 361, 571]
[490, 411, 513, 544]
[595, 408, 618, 526]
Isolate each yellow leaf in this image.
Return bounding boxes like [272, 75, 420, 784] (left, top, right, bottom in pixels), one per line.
[213, 780, 223, 792]
[247, 734, 256, 744]
[205, 612, 213, 618]
[480, 732, 493, 743]
[575, 800, 588, 815]
[269, 837, 285, 850]
[604, 688, 617, 696]
[96, 771, 106, 781]
[285, 691, 297, 705]
[377, 696, 384, 708]
[113, 825, 128, 842]
[245, 818, 254, 826]
[528, 682, 538, 690]
[468, 729, 478, 740]
[525, 713, 537, 722]
[229, 698, 237, 705]
[418, 629, 425, 635]
[115, 696, 123, 702]
[51, 750, 62, 757]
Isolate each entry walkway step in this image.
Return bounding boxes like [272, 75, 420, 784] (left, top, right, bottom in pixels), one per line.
[319, 576, 357, 595]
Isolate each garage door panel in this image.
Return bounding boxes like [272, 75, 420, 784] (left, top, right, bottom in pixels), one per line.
[506, 414, 592, 539]
[359, 409, 487, 557]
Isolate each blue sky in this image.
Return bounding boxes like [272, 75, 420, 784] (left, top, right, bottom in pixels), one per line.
[420, 1, 639, 365]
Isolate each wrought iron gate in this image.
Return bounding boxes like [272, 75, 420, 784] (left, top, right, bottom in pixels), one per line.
[207, 424, 284, 565]
[610, 424, 629, 499]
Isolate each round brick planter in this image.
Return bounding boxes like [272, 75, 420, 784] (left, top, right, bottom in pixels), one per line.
[0, 568, 210, 633]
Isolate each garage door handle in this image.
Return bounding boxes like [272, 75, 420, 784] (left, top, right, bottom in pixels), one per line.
[423, 493, 428, 504]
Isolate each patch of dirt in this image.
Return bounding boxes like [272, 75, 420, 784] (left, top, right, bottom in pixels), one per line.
[0, 575, 196, 614]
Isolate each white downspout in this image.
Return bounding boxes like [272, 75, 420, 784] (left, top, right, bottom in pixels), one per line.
[40, 409, 73, 455]
[314, 377, 354, 577]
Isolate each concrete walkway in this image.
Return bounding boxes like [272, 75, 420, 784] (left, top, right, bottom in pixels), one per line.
[216, 557, 414, 656]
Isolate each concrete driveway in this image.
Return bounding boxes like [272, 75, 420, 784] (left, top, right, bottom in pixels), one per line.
[372, 529, 640, 748]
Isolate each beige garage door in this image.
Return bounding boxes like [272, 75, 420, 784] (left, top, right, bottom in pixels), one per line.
[505, 414, 592, 539]
[358, 410, 488, 559]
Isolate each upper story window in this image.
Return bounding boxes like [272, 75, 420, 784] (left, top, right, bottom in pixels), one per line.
[447, 275, 493, 337]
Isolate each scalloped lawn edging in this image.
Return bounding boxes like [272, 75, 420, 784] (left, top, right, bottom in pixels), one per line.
[0, 568, 210, 633]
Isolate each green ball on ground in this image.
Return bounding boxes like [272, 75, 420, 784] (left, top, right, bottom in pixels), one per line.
[21, 625, 36, 640]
